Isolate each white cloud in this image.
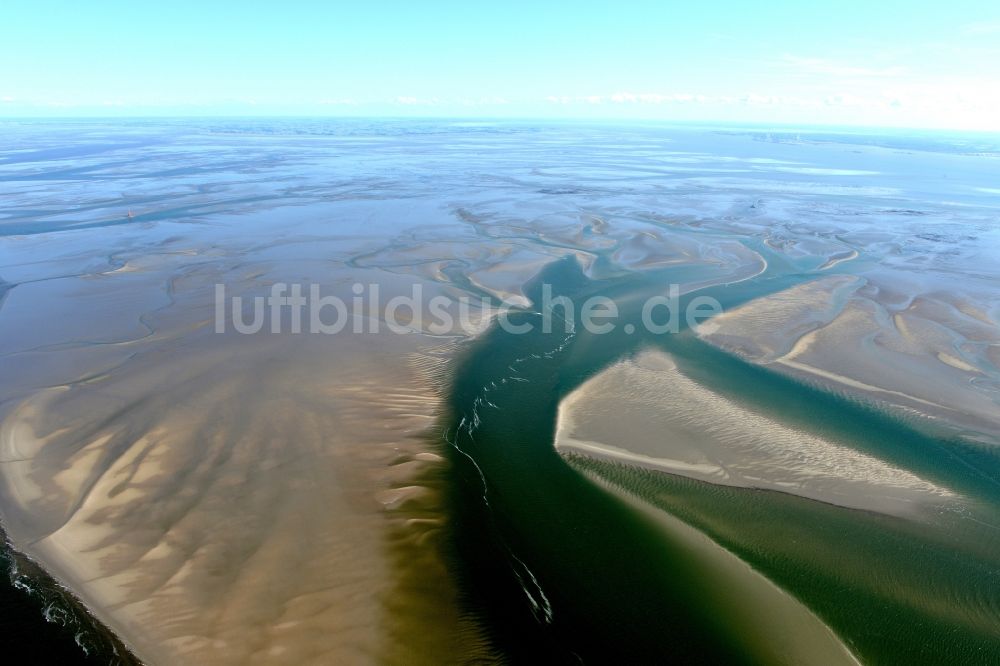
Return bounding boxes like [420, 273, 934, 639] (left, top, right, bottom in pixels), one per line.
[781, 55, 907, 78]
[394, 96, 438, 106]
[823, 93, 869, 107]
[741, 94, 781, 105]
[607, 92, 707, 104]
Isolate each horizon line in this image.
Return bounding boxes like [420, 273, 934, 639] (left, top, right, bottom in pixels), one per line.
[2, 114, 1000, 136]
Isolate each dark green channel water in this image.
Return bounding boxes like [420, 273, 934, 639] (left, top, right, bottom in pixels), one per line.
[440, 256, 1000, 664]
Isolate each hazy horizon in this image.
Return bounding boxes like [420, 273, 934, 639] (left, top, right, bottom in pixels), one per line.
[3, 1, 999, 131]
[4, 116, 1000, 139]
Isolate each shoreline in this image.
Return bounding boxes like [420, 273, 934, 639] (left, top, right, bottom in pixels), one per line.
[0, 525, 140, 665]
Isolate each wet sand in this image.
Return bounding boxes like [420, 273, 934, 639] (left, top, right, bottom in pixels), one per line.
[699, 272, 1000, 440]
[1, 119, 999, 662]
[0, 278, 486, 663]
[0, 197, 499, 662]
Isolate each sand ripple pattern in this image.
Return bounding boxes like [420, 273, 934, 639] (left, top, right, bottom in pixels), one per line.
[556, 349, 955, 516]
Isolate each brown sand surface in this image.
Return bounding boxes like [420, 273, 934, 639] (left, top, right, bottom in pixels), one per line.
[4, 121, 999, 663]
[0, 217, 498, 664]
[0, 191, 764, 663]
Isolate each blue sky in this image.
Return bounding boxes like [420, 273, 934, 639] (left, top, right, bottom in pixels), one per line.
[2, 1, 999, 129]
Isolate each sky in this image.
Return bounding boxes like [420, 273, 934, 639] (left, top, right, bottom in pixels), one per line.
[2, 0, 1000, 130]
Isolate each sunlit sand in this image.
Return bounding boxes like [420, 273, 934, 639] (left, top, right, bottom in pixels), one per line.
[556, 349, 956, 517]
[2, 120, 999, 663]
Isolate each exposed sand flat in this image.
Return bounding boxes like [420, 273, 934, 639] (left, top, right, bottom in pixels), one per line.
[775, 298, 1000, 434]
[3, 120, 1000, 662]
[699, 275, 1000, 440]
[0, 325, 486, 665]
[555, 350, 955, 517]
[698, 275, 863, 361]
[818, 249, 858, 270]
[0, 136, 778, 664]
[0, 210, 502, 664]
